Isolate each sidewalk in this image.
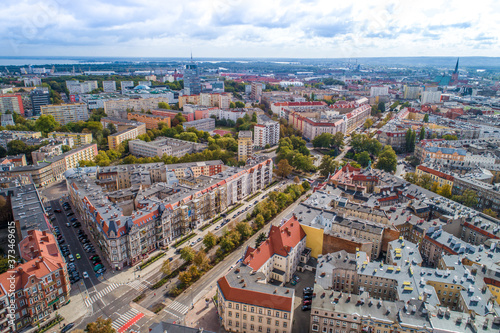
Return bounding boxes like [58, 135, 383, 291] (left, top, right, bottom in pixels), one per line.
[184, 288, 223, 333]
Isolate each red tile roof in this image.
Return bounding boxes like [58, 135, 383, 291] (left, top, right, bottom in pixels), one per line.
[416, 165, 454, 181]
[243, 216, 305, 271]
[217, 276, 293, 311]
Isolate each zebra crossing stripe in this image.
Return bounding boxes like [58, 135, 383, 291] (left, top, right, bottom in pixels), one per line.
[84, 283, 121, 307]
[168, 301, 189, 315]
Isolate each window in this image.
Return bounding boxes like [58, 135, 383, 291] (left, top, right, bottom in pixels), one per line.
[236, 322, 239, 328]
[324, 318, 328, 324]
[244, 305, 247, 311]
[236, 304, 240, 310]
[251, 316, 255, 321]
[268, 310, 272, 316]
[236, 313, 239, 318]
[259, 317, 263, 323]
[251, 324, 255, 331]
[228, 320, 232, 326]
[259, 326, 263, 332]
[283, 322, 287, 328]
[228, 311, 232, 317]
[322, 327, 327, 333]
[267, 328, 271, 333]
[275, 320, 279, 326]
[312, 325, 319, 332]
[259, 308, 263, 314]
[276, 312, 280, 318]
[243, 314, 247, 320]
[284, 313, 288, 319]
[267, 318, 271, 325]
[228, 303, 232, 308]
[251, 307, 255, 313]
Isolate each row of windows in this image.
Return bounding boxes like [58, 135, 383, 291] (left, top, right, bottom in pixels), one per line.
[226, 321, 287, 333]
[227, 303, 288, 318]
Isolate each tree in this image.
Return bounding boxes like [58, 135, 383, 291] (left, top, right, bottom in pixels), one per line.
[355, 151, 371, 167]
[61, 145, 71, 153]
[86, 317, 115, 333]
[254, 214, 265, 229]
[107, 123, 117, 134]
[375, 145, 397, 173]
[443, 134, 458, 140]
[172, 113, 186, 127]
[229, 102, 236, 108]
[34, 115, 58, 133]
[363, 118, 374, 129]
[203, 232, 217, 249]
[0, 146, 6, 158]
[483, 208, 498, 218]
[180, 246, 195, 263]
[419, 127, 425, 141]
[418, 174, 433, 190]
[176, 132, 198, 142]
[294, 176, 301, 183]
[158, 102, 170, 109]
[276, 159, 293, 178]
[312, 133, 333, 148]
[302, 180, 311, 191]
[332, 132, 344, 149]
[430, 182, 439, 193]
[160, 259, 171, 276]
[461, 189, 478, 207]
[423, 114, 429, 123]
[319, 156, 339, 177]
[235, 101, 245, 108]
[438, 184, 452, 198]
[179, 270, 193, 285]
[378, 102, 386, 113]
[255, 232, 267, 247]
[251, 112, 258, 122]
[235, 222, 253, 240]
[0, 258, 9, 274]
[404, 172, 419, 184]
[193, 251, 210, 271]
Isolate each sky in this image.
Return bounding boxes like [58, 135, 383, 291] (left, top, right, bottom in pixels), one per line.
[1, 0, 499, 58]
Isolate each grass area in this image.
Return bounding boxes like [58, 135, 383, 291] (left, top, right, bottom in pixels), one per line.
[152, 262, 189, 289]
[133, 293, 146, 303]
[173, 232, 196, 248]
[213, 215, 223, 223]
[152, 303, 166, 313]
[200, 223, 212, 231]
[245, 191, 262, 202]
[139, 252, 166, 270]
[264, 180, 279, 190]
[226, 203, 244, 215]
[215, 126, 237, 133]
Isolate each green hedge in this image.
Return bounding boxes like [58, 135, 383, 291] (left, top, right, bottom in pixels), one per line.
[265, 180, 278, 190]
[200, 223, 212, 231]
[245, 191, 262, 202]
[173, 232, 196, 248]
[226, 203, 243, 215]
[35, 315, 64, 333]
[139, 252, 166, 270]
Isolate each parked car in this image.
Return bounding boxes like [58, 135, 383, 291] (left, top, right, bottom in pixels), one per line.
[303, 300, 312, 305]
[70, 218, 78, 222]
[76, 253, 81, 260]
[90, 255, 99, 260]
[83, 272, 89, 279]
[68, 254, 74, 262]
[303, 295, 313, 300]
[54, 209, 62, 213]
[66, 212, 74, 216]
[66, 222, 71, 227]
[93, 264, 103, 272]
[302, 304, 311, 311]
[61, 322, 75, 333]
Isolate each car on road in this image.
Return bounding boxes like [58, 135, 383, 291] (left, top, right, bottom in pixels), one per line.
[76, 253, 81, 260]
[66, 222, 71, 227]
[83, 271, 89, 279]
[66, 212, 74, 216]
[54, 209, 62, 213]
[73, 222, 81, 228]
[70, 218, 78, 222]
[68, 254, 74, 262]
[303, 287, 313, 294]
[196, 237, 202, 243]
[301, 304, 311, 311]
[61, 322, 75, 333]
[215, 225, 221, 230]
[57, 239, 65, 244]
[190, 241, 196, 246]
[93, 264, 103, 272]
[303, 294, 313, 300]
[303, 300, 312, 305]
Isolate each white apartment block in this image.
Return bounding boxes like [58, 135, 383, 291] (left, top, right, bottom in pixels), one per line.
[120, 81, 134, 92]
[421, 91, 442, 104]
[128, 137, 207, 158]
[253, 115, 280, 148]
[103, 97, 170, 118]
[102, 81, 117, 92]
[370, 86, 389, 97]
[219, 109, 246, 123]
[40, 103, 89, 125]
[66, 81, 98, 95]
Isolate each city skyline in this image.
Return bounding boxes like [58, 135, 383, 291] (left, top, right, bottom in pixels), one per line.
[1, 0, 499, 58]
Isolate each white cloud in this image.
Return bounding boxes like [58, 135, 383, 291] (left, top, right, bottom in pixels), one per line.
[0, 0, 498, 57]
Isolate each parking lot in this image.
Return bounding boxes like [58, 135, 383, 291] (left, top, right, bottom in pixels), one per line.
[283, 269, 316, 333]
[49, 199, 105, 290]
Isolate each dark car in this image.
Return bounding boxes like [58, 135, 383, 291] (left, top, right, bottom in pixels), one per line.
[61, 322, 74, 333]
[54, 209, 62, 213]
[303, 295, 313, 300]
[302, 304, 311, 311]
[70, 218, 78, 222]
[66, 212, 74, 216]
[303, 287, 313, 293]
[90, 255, 99, 260]
[57, 239, 65, 244]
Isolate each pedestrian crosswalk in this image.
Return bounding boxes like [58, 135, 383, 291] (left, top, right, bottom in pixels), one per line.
[111, 308, 141, 330]
[84, 283, 122, 307]
[127, 280, 149, 292]
[167, 300, 189, 315]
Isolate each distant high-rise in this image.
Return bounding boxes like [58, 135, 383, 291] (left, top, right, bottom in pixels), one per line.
[30, 88, 50, 116]
[184, 59, 201, 95]
[451, 58, 459, 83]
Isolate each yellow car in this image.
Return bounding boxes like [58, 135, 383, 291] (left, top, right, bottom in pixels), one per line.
[76, 253, 81, 260]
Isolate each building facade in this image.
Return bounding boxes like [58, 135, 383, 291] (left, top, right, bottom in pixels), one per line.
[238, 131, 253, 162]
[40, 103, 89, 125]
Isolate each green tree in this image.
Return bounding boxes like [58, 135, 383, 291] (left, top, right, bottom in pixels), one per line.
[229, 102, 236, 108]
[0, 146, 6, 158]
[193, 251, 210, 271]
[180, 246, 196, 263]
[251, 112, 258, 122]
[419, 127, 425, 141]
[86, 317, 115, 333]
[483, 208, 498, 218]
[319, 155, 339, 177]
[203, 232, 217, 249]
[34, 115, 58, 133]
[61, 145, 71, 153]
[160, 259, 171, 276]
[378, 102, 386, 113]
[235, 222, 253, 240]
[176, 132, 198, 142]
[301, 180, 311, 191]
[255, 232, 267, 247]
[275, 159, 293, 178]
[254, 214, 265, 229]
[107, 123, 117, 134]
[375, 145, 397, 173]
[235, 101, 245, 108]
[312, 133, 333, 148]
[461, 189, 478, 207]
[423, 114, 429, 123]
[158, 102, 170, 109]
[363, 118, 374, 129]
[355, 151, 371, 167]
[418, 174, 433, 189]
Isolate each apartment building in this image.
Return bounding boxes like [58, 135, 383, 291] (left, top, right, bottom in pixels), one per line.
[100, 117, 146, 133]
[253, 115, 279, 149]
[31, 143, 63, 162]
[179, 92, 232, 109]
[127, 112, 171, 129]
[250, 82, 264, 101]
[66, 159, 273, 269]
[107, 124, 146, 150]
[1, 144, 98, 187]
[0, 154, 27, 167]
[102, 80, 116, 92]
[0, 230, 70, 332]
[40, 103, 89, 125]
[416, 164, 454, 189]
[217, 216, 304, 333]
[182, 118, 215, 132]
[238, 131, 253, 162]
[65, 80, 98, 95]
[129, 137, 207, 158]
[151, 109, 194, 122]
[104, 97, 170, 118]
[376, 126, 407, 152]
[0, 94, 25, 115]
[48, 132, 92, 145]
[120, 81, 134, 92]
[403, 85, 420, 99]
[30, 89, 50, 116]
